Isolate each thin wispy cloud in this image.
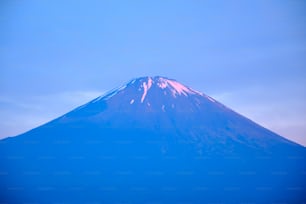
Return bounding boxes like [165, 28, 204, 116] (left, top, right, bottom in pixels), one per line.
[212, 85, 306, 146]
[1, 0, 305, 146]
[0, 90, 103, 138]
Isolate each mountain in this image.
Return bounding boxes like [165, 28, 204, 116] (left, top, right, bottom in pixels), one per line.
[1, 76, 306, 203]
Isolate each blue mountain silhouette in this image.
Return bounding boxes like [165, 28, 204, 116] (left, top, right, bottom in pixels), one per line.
[1, 76, 305, 203]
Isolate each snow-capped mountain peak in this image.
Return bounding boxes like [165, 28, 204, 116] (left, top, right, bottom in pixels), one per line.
[137, 76, 217, 103]
[2, 76, 306, 204]
[95, 76, 214, 104]
[140, 77, 153, 102]
[156, 77, 195, 96]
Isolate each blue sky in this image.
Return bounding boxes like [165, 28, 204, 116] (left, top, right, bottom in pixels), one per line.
[1, 0, 306, 145]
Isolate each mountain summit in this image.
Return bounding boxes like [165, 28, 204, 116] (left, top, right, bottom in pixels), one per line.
[1, 76, 305, 203]
[56, 76, 300, 154]
[69, 76, 217, 114]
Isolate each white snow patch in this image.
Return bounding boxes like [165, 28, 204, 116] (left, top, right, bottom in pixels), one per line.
[130, 99, 134, 104]
[190, 88, 204, 96]
[91, 84, 127, 103]
[157, 77, 216, 103]
[189, 88, 215, 102]
[157, 81, 167, 89]
[206, 95, 216, 102]
[166, 80, 192, 96]
[156, 77, 196, 97]
[147, 77, 153, 89]
[141, 82, 148, 102]
[92, 91, 117, 103]
[140, 77, 153, 103]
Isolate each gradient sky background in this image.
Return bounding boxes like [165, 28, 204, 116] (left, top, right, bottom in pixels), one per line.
[1, 0, 306, 146]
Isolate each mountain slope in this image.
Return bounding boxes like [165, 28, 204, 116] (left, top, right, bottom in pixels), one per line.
[1, 76, 305, 203]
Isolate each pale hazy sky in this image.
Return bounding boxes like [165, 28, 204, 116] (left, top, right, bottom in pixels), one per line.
[1, 0, 306, 145]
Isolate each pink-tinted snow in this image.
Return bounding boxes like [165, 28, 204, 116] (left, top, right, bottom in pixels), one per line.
[141, 77, 153, 103]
